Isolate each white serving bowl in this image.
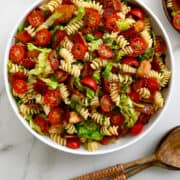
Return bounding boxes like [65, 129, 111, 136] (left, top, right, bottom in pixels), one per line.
[4, 0, 174, 155]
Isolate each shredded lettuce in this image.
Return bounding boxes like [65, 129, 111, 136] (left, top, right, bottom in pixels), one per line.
[103, 63, 113, 79]
[85, 34, 98, 41]
[30, 119, 43, 135]
[116, 19, 131, 31]
[88, 39, 102, 51]
[116, 50, 125, 61]
[138, 48, 154, 61]
[74, 78, 85, 91]
[69, 7, 85, 24]
[76, 120, 103, 141]
[27, 43, 51, 53]
[86, 88, 95, 99]
[92, 71, 101, 82]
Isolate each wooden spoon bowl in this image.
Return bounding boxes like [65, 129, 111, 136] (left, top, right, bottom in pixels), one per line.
[162, 0, 180, 33]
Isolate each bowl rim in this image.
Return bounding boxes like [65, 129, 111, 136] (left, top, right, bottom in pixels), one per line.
[3, 0, 175, 155]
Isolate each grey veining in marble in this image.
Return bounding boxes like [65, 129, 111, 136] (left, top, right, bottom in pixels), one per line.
[0, 0, 180, 180]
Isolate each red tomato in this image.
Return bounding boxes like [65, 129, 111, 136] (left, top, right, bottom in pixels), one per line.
[112, 0, 122, 11]
[71, 32, 87, 48]
[34, 117, 49, 133]
[8, 72, 27, 85]
[173, 14, 180, 30]
[102, 79, 111, 93]
[130, 36, 147, 56]
[48, 108, 62, 125]
[44, 90, 61, 107]
[138, 113, 151, 124]
[35, 29, 51, 46]
[100, 136, 111, 145]
[27, 50, 40, 58]
[130, 8, 145, 20]
[94, 31, 104, 38]
[15, 31, 32, 43]
[110, 113, 124, 126]
[146, 77, 159, 92]
[120, 128, 129, 136]
[128, 91, 140, 103]
[155, 36, 166, 54]
[52, 30, 66, 48]
[48, 50, 59, 71]
[71, 43, 87, 60]
[121, 57, 140, 67]
[100, 95, 114, 113]
[84, 8, 101, 28]
[62, 0, 73, 4]
[9, 44, 26, 64]
[13, 79, 28, 94]
[130, 123, 143, 135]
[66, 138, 81, 149]
[105, 13, 119, 32]
[27, 9, 44, 27]
[63, 106, 70, 121]
[33, 78, 48, 95]
[55, 70, 69, 83]
[21, 57, 36, 69]
[81, 77, 98, 91]
[135, 104, 154, 115]
[172, 0, 180, 10]
[151, 56, 161, 72]
[132, 79, 145, 91]
[97, 44, 114, 59]
[81, 62, 94, 77]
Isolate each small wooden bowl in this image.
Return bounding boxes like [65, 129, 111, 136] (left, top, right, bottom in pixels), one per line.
[162, 0, 180, 33]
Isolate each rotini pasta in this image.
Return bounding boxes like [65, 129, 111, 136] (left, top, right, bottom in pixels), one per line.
[137, 88, 151, 99]
[116, 35, 129, 49]
[90, 58, 108, 70]
[39, 0, 62, 12]
[85, 141, 100, 152]
[100, 126, 118, 136]
[65, 123, 77, 134]
[59, 83, 70, 104]
[50, 134, 67, 146]
[60, 37, 73, 51]
[154, 91, 164, 111]
[59, 48, 75, 63]
[91, 111, 110, 126]
[65, 20, 83, 35]
[110, 83, 120, 106]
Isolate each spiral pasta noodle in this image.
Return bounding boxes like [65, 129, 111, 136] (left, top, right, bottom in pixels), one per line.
[91, 112, 110, 126]
[85, 141, 100, 152]
[121, 2, 131, 15]
[59, 83, 70, 104]
[140, 30, 153, 48]
[116, 35, 129, 49]
[19, 104, 42, 116]
[76, 106, 89, 120]
[160, 70, 171, 88]
[90, 96, 99, 108]
[154, 91, 164, 111]
[59, 48, 75, 63]
[137, 88, 151, 99]
[90, 58, 108, 70]
[65, 20, 83, 35]
[24, 25, 36, 37]
[60, 37, 73, 52]
[39, 0, 62, 12]
[50, 134, 67, 146]
[100, 126, 118, 136]
[65, 123, 77, 134]
[48, 125, 63, 134]
[119, 64, 137, 74]
[8, 63, 29, 76]
[121, 46, 133, 56]
[110, 83, 120, 106]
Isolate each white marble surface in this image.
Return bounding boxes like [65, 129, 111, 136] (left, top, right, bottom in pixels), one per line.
[0, 0, 180, 180]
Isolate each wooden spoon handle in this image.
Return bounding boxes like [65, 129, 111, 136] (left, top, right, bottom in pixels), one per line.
[71, 164, 124, 180]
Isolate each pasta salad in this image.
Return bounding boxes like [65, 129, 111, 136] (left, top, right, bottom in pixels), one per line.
[8, 0, 171, 152]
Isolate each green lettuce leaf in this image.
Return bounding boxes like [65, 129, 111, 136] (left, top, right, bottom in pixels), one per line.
[69, 7, 85, 24]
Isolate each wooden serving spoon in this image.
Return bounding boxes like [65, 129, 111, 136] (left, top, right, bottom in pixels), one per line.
[72, 126, 180, 180]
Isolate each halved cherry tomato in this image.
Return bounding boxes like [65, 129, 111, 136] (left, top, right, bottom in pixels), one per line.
[35, 29, 51, 46]
[173, 14, 180, 30]
[110, 113, 124, 126]
[130, 8, 144, 20]
[9, 44, 26, 64]
[66, 137, 81, 149]
[71, 32, 87, 48]
[34, 117, 49, 133]
[27, 50, 40, 58]
[145, 77, 159, 92]
[21, 57, 36, 69]
[128, 91, 140, 103]
[71, 43, 87, 60]
[13, 79, 28, 94]
[48, 50, 59, 71]
[97, 44, 114, 59]
[130, 36, 147, 56]
[33, 78, 48, 95]
[81, 77, 98, 91]
[94, 31, 104, 38]
[172, 0, 180, 10]
[48, 108, 62, 125]
[84, 8, 101, 28]
[155, 36, 166, 54]
[44, 90, 61, 107]
[130, 123, 143, 135]
[15, 31, 32, 43]
[132, 79, 145, 91]
[8, 72, 27, 85]
[55, 70, 69, 83]
[121, 57, 140, 67]
[135, 104, 154, 115]
[105, 13, 119, 32]
[103, 0, 113, 9]
[100, 95, 114, 113]
[100, 136, 111, 145]
[138, 113, 151, 124]
[120, 27, 137, 38]
[112, 0, 122, 11]
[102, 79, 111, 93]
[81, 62, 94, 77]
[52, 30, 66, 48]
[27, 9, 44, 27]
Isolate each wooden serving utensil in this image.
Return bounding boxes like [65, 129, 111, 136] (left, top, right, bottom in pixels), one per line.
[162, 0, 180, 33]
[72, 126, 180, 180]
